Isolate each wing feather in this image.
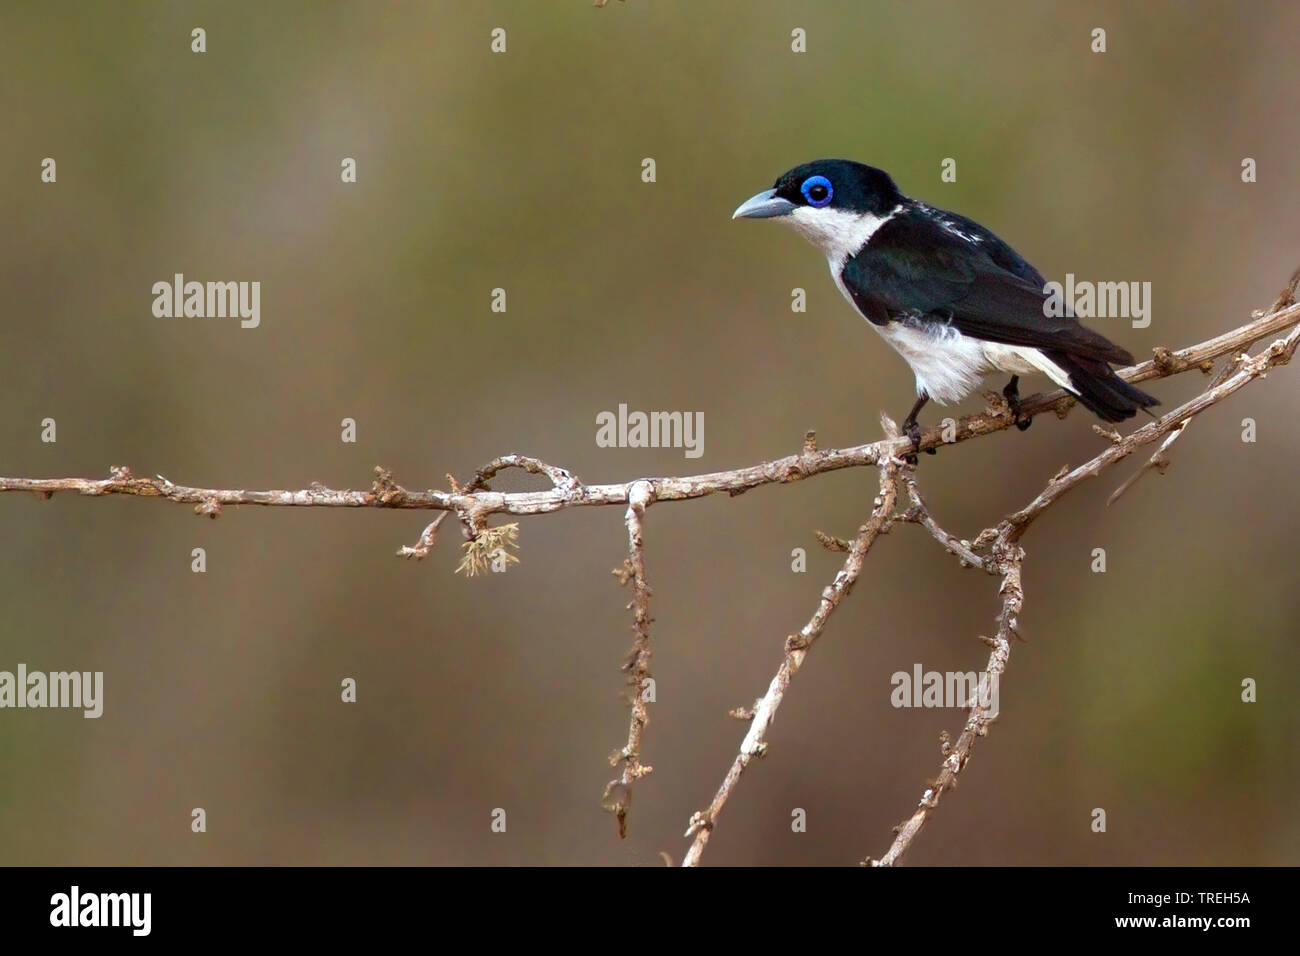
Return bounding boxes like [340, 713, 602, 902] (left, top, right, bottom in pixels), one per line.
[841, 211, 1133, 365]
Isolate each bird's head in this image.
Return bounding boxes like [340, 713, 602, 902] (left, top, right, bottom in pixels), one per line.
[732, 159, 904, 262]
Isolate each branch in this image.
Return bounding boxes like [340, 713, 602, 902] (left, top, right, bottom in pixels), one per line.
[870, 540, 1022, 866]
[681, 430, 905, 866]
[1108, 267, 1299, 505]
[602, 480, 656, 837]
[999, 321, 1300, 544]
[5, 295, 1298, 527]
[5, 269, 1298, 867]
[900, 473, 995, 573]
[396, 455, 581, 559]
[866, 277, 1300, 865]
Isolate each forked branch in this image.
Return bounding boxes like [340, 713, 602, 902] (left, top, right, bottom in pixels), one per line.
[3, 267, 1297, 864]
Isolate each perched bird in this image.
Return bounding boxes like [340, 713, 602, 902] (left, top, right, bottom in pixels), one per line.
[732, 159, 1157, 452]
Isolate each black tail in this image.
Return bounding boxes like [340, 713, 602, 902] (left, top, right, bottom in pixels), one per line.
[1047, 352, 1160, 423]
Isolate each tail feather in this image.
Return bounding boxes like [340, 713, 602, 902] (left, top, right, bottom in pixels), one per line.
[1047, 352, 1159, 423]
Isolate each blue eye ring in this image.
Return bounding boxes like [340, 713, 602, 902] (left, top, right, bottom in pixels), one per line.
[801, 175, 833, 207]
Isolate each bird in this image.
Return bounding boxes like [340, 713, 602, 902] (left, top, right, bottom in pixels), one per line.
[732, 159, 1158, 454]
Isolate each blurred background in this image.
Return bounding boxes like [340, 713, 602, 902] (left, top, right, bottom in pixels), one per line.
[1, 0, 1297, 866]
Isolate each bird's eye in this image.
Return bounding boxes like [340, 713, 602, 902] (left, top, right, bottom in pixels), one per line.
[800, 175, 833, 207]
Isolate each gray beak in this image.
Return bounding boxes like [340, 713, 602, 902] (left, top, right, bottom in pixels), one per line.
[732, 188, 796, 220]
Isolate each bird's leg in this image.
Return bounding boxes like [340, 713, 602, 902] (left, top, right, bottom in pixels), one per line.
[1003, 376, 1032, 431]
[901, 393, 933, 463]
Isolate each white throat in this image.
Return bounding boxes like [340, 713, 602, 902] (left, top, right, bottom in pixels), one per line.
[783, 203, 902, 270]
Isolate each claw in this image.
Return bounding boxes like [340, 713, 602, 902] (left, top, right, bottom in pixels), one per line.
[1003, 376, 1032, 431]
[903, 420, 922, 465]
[901, 393, 932, 465]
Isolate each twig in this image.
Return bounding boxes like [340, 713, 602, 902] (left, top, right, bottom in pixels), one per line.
[680, 423, 905, 866]
[1105, 417, 1192, 507]
[1001, 322, 1300, 544]
[870, 541, 1022, 866]
[4, 269, 1299, 867]
[1109, 267, 1300, 505]
[603, 480, 656, 837]
[6, 298, 1298, 528]
[900, 474, 995, 573]
[398, 455, 583, 558]
[869, 292, 1300, 865]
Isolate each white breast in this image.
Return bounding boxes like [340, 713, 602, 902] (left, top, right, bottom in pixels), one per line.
[872, 319, 992, 404]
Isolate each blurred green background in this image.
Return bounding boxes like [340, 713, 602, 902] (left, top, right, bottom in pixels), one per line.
[1, 1, 1297, 865]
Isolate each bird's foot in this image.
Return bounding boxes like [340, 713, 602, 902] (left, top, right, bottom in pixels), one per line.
[900, 393, 934, 465]
[901, 419, 936, 465]
[1003, 377, 1033, 432]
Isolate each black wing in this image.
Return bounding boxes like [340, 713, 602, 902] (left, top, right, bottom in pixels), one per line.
[927, 208, 1046, 286]
[841, 209, 1133, 364]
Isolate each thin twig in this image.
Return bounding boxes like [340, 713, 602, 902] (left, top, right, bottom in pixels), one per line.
[870, 541, 1022, 866]
[681, 422, 906, 866]
[1108, 269, 1300, 506]
[603, 480, 656, 837]
[5, 298, 1298, 528]
[900, 474, 995, 573]
[398, 455, 583, 558]
[869, 294, 1300, 865]
[1001, 322, 1300, 543]
[4, 269, 1299, 867]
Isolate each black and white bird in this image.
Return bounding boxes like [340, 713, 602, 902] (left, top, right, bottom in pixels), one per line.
[733, 159, 1157, 451]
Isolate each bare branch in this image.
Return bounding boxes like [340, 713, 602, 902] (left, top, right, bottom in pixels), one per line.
[681, 426, 906, 867]
[6, 296, 1298, 531]
[397, 455, 583, 558]
[603, 480, 656, 837]
[1105, 267, 1296, 505]
[1001, 322, 1300, 543]
[4, 267, 1298, 868]
[867, 285, 1300, 865]
[870, 541, 1022, 866]
[1105, 422, 1187, 506]
[900, 473, 995, 573]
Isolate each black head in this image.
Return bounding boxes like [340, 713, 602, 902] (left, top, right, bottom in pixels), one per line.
[733, 159, 904, 221]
